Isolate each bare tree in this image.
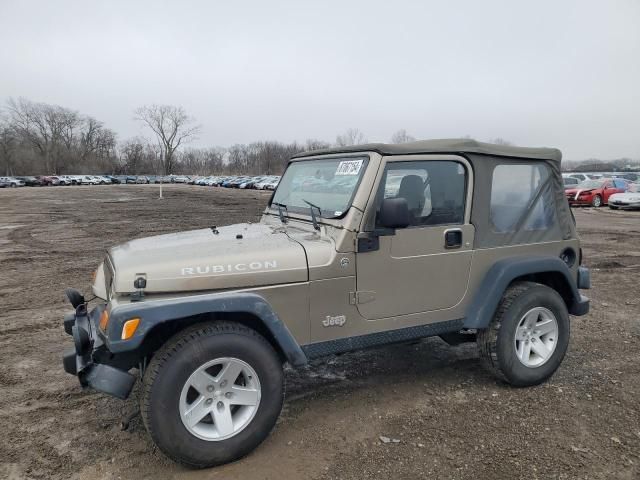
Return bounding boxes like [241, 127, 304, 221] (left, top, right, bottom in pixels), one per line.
[7, 97, 83, 173]
[134, 105, 201, 175]
[0, 115, 17, 175]
[335, 128, 367, 147]
[390, 129, 416, 144]
[305, 139, 331, 151]
[119, 137, 147, 173]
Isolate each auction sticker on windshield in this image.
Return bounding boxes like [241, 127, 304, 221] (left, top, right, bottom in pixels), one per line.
[335, 159, 364, 176]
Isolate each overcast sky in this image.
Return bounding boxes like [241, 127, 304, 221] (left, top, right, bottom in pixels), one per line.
[1, 0, 639, 160]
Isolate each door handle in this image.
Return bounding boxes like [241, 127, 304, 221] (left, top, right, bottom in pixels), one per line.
[444, 228, 463, 249]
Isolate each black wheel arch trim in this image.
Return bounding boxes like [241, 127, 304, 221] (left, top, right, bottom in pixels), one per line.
[106, 292, 308, 367]
[463, 255, 590, 329]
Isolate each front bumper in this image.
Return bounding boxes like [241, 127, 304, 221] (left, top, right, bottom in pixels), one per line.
[570, 266, 591, 316]
[609, 200, 640, 209]
[567, 198, 592, 206]
[62, 303, 136, 399]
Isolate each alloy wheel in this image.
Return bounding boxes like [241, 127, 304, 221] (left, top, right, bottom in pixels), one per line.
[514, 307, 559, 368]
[179, 357, 261, 441]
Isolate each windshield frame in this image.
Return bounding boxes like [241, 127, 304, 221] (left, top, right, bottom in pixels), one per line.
[269, 155, 370, 221]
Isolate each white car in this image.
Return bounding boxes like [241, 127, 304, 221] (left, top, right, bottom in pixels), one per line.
[173, 175, 190, 184]
[0, 176, 26, 187]
[58, 175, 76, 185]
[254, 176, 277, 190]
[81, 175, 101, 185]
[608, 183, 640, 210]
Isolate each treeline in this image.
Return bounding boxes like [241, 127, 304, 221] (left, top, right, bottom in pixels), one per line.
[0, 98, 346, 176]
[563, 158, 640, 172]
[1, 98, 118, 176]
[2, 97, 637, 176]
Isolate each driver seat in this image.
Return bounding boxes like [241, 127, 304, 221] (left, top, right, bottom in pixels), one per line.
[397, 175, 425, 222]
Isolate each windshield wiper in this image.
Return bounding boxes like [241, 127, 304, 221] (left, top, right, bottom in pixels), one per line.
[302, 199, 321, 231]
[271, 201, 288, 224]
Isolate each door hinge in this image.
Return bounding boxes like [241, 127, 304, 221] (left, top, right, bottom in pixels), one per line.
[349, 291, 376, 305]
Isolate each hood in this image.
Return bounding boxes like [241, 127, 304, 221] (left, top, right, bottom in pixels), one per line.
[565, 188, 594, 195]
[107, 223, 308, 294]
[610, 192, 640, 200]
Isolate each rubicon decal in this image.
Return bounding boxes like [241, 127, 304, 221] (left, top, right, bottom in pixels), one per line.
[181, 260, 278, 276]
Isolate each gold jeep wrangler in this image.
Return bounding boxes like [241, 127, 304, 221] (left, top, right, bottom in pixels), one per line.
[62, 139, 590, 467]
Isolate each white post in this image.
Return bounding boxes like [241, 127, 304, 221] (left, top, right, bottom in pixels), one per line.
[159, 178, 163, 199]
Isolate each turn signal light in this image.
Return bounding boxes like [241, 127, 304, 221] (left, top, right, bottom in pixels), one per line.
[99, 310, 110, 331]
[121, 318, 140, 340]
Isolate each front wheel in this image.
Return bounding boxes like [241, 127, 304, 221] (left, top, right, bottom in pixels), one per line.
[477, 281, 570, 387]
[141, 322, 284, 468]
[591, 195, 602, 207]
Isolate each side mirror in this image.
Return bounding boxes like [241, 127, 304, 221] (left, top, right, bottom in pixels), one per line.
[379, 197, 410, 229]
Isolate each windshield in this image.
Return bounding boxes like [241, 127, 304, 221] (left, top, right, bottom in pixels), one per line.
[627, 183, 639, 193]
[271, 157, 368, 218]
[577, 180, 604, 189]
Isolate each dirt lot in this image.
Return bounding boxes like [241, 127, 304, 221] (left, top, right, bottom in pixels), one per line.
[0, 184, 639, 480]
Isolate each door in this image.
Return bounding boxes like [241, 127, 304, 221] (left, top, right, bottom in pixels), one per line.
[355, 157, 474, 320]
[605, 179, 627, 203]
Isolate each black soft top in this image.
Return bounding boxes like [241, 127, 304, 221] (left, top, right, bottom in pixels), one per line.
[292, 138, 561, 162]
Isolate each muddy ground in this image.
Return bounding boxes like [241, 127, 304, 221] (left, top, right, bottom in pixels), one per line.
[0, 184, 638, 480]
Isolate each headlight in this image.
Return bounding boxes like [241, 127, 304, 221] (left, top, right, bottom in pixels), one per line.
[92, 262, 108, 300]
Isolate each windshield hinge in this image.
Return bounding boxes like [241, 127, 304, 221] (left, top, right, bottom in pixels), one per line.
[349, 291, 376, 305]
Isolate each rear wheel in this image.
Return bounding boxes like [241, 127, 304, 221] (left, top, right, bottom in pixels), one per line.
[141, 322, 284, 468]
[477, 281, 570, 387]
[591, 195, 602, 207]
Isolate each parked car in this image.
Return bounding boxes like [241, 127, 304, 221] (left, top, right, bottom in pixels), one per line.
[263, 177, 281, 190]
[172, 175, 190, 184]
[16, 176, 45, 186]
[80, 175, 100, 185]
[68, 175, 85, 185]
[0, 178, 9, 188]
[608, 183, 640, 210]
[254, 176, 280, 190]
[37, 175, 61, 186]
[56, 175, 74, 185]
[565, 178, 627, 207]
[562, 177, 579, 189]
[0, 176, 26, 187]
[136, 176, 150, 184]
[618, 173, 640, 182]
[104, 175, 121, 184]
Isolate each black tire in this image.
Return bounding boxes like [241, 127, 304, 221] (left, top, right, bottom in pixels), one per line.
[591, 195, 602, 207]
[141, 321, 284, 468]
[609, 205, 618, 210]
[477, 281, 570, 387]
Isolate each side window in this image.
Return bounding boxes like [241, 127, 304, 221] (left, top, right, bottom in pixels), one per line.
[376, 160, 466, 228]
[490, 164, 554, 233]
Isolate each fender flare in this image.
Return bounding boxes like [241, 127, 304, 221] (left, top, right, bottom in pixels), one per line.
[105, 292, 308, 367]
[462, 256, 588, 329]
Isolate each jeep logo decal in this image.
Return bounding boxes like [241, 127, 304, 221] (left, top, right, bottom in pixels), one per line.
[323, 315, 346, 327]
[181, 260, 278, 276]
